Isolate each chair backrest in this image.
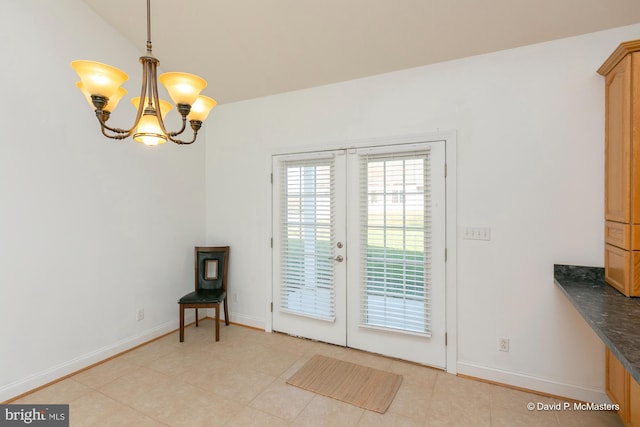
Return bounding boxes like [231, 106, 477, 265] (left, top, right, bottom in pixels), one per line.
[194, 246, 229, 292]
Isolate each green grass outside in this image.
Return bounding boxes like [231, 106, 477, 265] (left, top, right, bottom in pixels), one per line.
[283, 238, 426, 298]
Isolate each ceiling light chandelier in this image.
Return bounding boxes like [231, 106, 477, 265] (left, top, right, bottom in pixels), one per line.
[71, 0, 216, 146]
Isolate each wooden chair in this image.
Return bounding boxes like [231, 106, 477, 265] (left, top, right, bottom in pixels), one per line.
[178, 246, 230, 342]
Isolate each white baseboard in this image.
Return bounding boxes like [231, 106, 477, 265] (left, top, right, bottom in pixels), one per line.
[199, 308, 264, 331]
[0, 320, 177, 402]
[227, 312, 265, 330]
[457, 360, 610, 404]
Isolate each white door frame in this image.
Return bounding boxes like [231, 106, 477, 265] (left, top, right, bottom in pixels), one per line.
[265, 131, 457, 375]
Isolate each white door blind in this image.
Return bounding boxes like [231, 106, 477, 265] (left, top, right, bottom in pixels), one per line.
[278, 157, 336, 321]
[359, 150, 432, 335]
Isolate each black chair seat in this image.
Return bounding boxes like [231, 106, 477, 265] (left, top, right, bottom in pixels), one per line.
[179, 290, 226, 304]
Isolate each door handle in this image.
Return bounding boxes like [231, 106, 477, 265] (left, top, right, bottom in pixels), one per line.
[328, 255, 344, 262]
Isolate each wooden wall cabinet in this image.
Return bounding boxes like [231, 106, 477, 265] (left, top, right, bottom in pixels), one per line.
[606, 348, 640, 426]
[599, 40, 640, 297]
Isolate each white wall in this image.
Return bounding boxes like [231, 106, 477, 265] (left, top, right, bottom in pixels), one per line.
[205, 24, 640, 402]
[0, 1, 206, 401]
[2, 0, 638, 404]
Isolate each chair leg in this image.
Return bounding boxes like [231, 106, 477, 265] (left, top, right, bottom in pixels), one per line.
[224, 297, 230, 325]
[215, 303, 220, 342]
[195, 308, 199, 327]
[179, 304, 185, 343]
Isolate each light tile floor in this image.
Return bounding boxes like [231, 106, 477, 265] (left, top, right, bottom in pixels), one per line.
[13, 321, 623, 426]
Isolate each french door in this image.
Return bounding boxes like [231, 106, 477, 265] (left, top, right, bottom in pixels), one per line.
[272, 142, 446, 367]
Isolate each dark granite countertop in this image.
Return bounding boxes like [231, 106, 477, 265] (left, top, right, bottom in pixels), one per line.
[554, 264, 640, 384]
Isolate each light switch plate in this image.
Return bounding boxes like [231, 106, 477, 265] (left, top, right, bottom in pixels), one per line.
[463, 227, 491, 241]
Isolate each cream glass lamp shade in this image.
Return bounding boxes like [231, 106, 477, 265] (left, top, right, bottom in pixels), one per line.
[105, 87, 128, 112]
[159, 72, 207, 106]
[76, 82, 94, 110]
[77, 82, 128, 112]
[130, 97, 173, 118]
[134, 113, 166, 146]
[131, 97, 174, 146]
[71, 60, 128, 99]
[187, 96, 217, 122]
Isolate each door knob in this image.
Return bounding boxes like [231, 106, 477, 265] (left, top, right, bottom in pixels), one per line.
[328, 255, 344, 262]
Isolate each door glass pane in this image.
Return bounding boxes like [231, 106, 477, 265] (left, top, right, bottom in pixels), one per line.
[360, 152, 432, 335]
[279, 159, 335, 321]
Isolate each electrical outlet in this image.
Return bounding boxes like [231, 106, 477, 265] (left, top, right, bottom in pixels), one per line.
[499, 337, 509, 352]
[136, 308, 144, 321]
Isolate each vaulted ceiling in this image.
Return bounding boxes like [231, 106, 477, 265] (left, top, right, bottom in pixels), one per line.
[82, 0, 640, 104]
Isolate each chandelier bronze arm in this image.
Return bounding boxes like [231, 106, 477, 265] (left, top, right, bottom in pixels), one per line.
[146, 60, 194, 141]
[90, 96, 126, 134]
[166, 104, 191, 137]
[99, 121, 131, 140]
[90, 106, 132, 139]
[165, 120, 202, 145]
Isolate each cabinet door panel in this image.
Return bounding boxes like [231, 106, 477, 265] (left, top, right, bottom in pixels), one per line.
[633, 252, 640, 297]
[633, 225, 640, 250]
[606, 221, 630, 249]
[630, 375, 640, 427]
[606, 348, 628, 421]
[605, 56, 631, 223]
[632, 53, 640, 224]
[605, 244, 630, 295]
